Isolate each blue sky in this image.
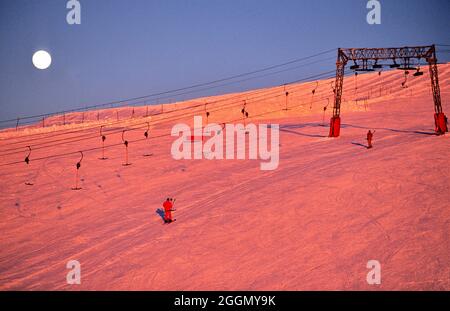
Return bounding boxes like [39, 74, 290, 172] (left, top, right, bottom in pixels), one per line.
[0, 0, 449, 122]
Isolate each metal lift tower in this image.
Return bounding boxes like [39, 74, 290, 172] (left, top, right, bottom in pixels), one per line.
[329, 45, 447, 137]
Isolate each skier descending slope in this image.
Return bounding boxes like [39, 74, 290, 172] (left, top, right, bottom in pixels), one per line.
[163, 198, 176, 224]
[367, 130, 375, 149]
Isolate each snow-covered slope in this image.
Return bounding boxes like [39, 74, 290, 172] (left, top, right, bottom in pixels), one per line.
[0, 64, 449, 290]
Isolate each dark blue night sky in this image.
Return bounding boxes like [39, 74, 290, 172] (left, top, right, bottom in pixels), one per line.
[0, 0, 449, 121]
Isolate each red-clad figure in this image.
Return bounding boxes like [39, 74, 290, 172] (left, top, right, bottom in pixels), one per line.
[163, 198, 174, 223]
[367, 130, 374, 149]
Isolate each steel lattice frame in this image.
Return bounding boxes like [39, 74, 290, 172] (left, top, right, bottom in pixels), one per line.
[330, 45, 445, 136]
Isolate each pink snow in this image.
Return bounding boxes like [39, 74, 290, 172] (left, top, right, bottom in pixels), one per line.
[0, 64, 449, 290]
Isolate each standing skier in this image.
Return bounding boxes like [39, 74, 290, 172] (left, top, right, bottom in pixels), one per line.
[367, 130, 374, 149]
[163, 198, 174, 223]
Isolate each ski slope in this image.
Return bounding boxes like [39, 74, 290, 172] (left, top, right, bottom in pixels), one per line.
[0, 64, 449, 290]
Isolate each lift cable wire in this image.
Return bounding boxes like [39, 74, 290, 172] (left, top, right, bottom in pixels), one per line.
[0, 63, 338, 145]
[0, 70, 342, 158]
[121, 55, 338, 108]
[0, 81, 344, 169]
[0, 69, 339, 151]
[0, 71, 345, 165]
[0, 48, 336, 125]
[0, 86, 305, 153]
[0, 88, 343, 169]
[0, 75, 339, 157]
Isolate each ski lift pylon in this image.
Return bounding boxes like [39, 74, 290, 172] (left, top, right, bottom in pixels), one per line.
[24, 146, 31, 165]
[71, 151, 83, 190]
[24, 146, 33, 186]
[122, 130, 131, 166]
[99, 126, 107, 160]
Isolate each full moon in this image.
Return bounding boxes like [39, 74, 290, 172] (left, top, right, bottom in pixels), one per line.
[32, 50, 52, 70]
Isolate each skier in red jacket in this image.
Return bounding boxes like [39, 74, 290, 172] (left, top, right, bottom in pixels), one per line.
[163, 198, 174, 223]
